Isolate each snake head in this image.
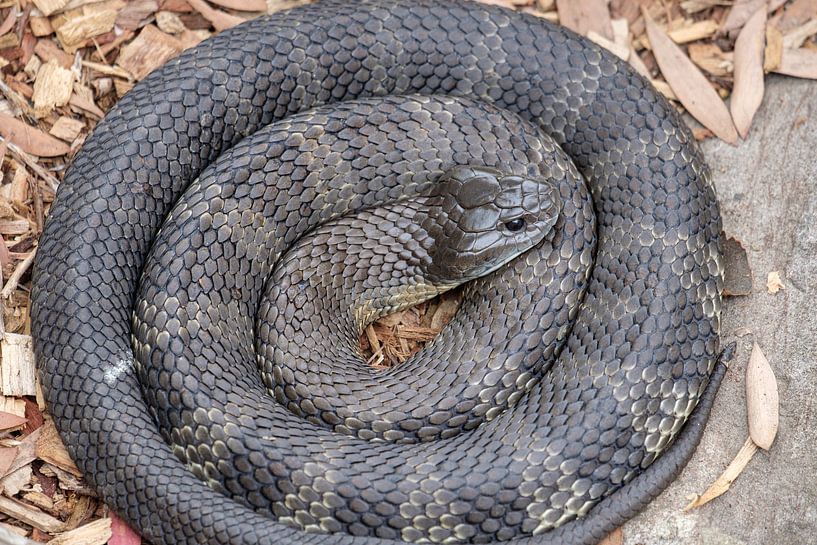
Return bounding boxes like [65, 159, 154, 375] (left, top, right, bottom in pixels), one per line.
[422, 165, 561, 285]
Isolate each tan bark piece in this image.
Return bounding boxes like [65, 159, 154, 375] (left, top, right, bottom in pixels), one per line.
[47, 519, 112, 545]
[746, 342, 778, 450]
[36, 419, 83, 477]
[644, 10, 738, 144]
[689, 43, 733, 76]
[34, 39, 74, 69]
[31, 0, 69, 17]
[731, 7, 766, 139]
[156, 11, 186, 34]
[30, 16, 55, 37]
[0, 496, 65, 534]
[0, 333, 37, 397]
[186, 0, 244, 31]
[116, 24, 183, 81]
[32, 60, 75, 118]
[49, 116, 84, 142]
[55, 8, 117, 53]
[209, 0, 266, 11]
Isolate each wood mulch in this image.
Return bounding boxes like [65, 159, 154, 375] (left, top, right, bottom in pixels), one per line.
[0, 0, 801, 543]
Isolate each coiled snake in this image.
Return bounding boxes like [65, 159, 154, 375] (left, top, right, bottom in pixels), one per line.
[29, 1, 725, 544]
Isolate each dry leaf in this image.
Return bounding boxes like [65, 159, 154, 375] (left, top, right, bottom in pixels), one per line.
[774, 47, 817, 79]
[731, 7, 766, 139]
[556, 0, 613, 39]
[685, 437, 758, 510]
[721, 0, 786, 34]
[587, 31, 629, 60]
[644, 10, 738, 144]
[0, 412, 27, 432]
[0, 6, 18, 37]
[746, 343, 779, 450]
[0, 114, 71, 157]
[36, 419, 82, 476]
[186, 0, 244, 32]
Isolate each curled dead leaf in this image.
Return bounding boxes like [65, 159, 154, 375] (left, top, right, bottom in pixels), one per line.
[746, 342, 778, 450]
[0, 114, 71, 157]
[731, 7, 766, 139]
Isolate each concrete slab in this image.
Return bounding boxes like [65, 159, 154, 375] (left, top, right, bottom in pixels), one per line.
[622, 75, 817, 545]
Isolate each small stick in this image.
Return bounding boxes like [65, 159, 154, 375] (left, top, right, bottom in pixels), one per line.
[1, 249, 36, 299]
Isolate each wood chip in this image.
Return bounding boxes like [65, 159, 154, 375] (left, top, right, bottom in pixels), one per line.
[33, 39, 74, 69]
[24, 56, 43, 80]
[47, 117, 84, 142]
[685, 437, 758, 510]
[47, 518, 112, 545]
[766, 271, 785, 293]
[555, 0, 613, 39]
[0, 396, 26, 418]
[186, 0, 244, 32]
[644, 10, 738, 144]
[155, 11, 187, 34]
[0, 465, 32, 497]
[208, 0, 265, 11]
[116, 24, 182, 81]
[0, 447, 17, 479]
[31, 0, 70, 17]
[55, 9, 117, 53]
[0, 6, 18, 37]
[746, 342, 778, 450]
[689, 43, 733, 76]
[764, 25, 784, 72]
[776, 0, 817, 32]
[0, 334, 37, 397]
[32, 60, 75, 118]
[0, 496, 65, 534]
[731, 7, 766, 139]
[29, 16, 55, 37]
[36, 419, 82, 477]
[115, 0, 159, 30]
[774, 47, 817, 79]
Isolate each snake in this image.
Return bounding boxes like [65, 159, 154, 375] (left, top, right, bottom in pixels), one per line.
[28, 1, 727, 544]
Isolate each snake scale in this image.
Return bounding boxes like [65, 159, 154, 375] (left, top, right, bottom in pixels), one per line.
[29, 1, 726, 544]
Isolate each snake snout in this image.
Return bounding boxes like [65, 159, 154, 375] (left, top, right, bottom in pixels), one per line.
[424, 165, 562, 283]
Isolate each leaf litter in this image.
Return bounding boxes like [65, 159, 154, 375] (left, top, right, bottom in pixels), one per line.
[0, 0, 798, 541]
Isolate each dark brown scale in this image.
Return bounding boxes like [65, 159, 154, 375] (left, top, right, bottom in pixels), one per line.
[29, 1, 724, 545]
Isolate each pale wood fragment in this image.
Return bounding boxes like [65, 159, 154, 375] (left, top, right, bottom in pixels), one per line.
[29, 16, 54, 37]
[49, 116, 84, 142]
[0, 465, 31, 496]
[644, 10, 738, 144]
[587, 31, 629, 60]
[0, 333, 36, 397]
[36, 419, 82, 476]
[34, 39, 74, 68]
[746, 342, 778, 449]
[31, 0, 69, 17]
[32, 60, 75, 118]
[731, 7, 766, 139]
[209, 0, 266, 11]
[23, 56, 42, 80]
[47, 518, 112, 545]
[0, 396, 26, 418]
[155, 11, 186, 34]
[186, 0, 244, 31]
[766, 271, 785, 293]
[115, 0, 159, 30]
[116, 24, 182, 81]
[55, 9, 117, 53]
[689, 43, 733, 76]
[782, 19, 817, 49]
[0, 496, 65, 534]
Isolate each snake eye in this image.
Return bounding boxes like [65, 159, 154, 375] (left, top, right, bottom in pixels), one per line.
[503, 218, 526, 232]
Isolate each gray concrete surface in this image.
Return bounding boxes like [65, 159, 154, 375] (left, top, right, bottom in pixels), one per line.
[622, 75, 817, 545]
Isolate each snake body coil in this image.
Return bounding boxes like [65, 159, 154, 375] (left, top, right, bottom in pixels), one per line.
[30, 1, 724, 544]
